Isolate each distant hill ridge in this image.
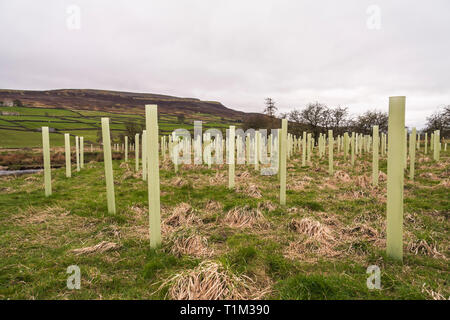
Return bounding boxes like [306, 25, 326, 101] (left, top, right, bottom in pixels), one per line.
[0, 89, 246, 119]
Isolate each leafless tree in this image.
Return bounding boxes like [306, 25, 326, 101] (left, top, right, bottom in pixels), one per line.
[424, 105, 449, 138]
[350, 110, 388, 134]
[264, 98, 278, 118]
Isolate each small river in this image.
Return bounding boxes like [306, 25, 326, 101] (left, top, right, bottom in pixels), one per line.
[0, 169, 42, 176]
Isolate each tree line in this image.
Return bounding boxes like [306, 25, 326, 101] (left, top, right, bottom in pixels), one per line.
[243, 99, 449, 139]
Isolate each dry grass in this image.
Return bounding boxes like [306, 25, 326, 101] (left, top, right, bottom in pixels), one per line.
[170, 234, 212, 257]
[204, 200, 223, 212]
[238, 183, 262, 198]
[222, 206, 269, 229]
[163, 203, 202, 232]
[71, 241, 120, 255]
[407, 239, 446, 259]
[421, 283, 449, 300]
[334, 170, 351, 182]
[288, 218, 334, 242]
[155, 261, 269, 300]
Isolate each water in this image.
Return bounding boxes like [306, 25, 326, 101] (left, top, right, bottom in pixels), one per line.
[0, 169, 42, 176]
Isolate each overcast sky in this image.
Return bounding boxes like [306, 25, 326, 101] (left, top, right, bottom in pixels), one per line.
[0, 0, 449, 128]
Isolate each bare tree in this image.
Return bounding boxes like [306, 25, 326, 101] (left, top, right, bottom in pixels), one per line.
[264, 98, 278, 117]
[350, 110, 388, 134]
[424, 105, 449, 138]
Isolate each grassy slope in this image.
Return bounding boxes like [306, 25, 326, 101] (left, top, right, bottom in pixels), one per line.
[0, 106, 238, 148]
[0, 147, 448, 300]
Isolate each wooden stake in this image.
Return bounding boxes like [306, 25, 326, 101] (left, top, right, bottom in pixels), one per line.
[146, 105, 161, 248]
[101, 118, 116, 214]
[386, 96, 405, 262]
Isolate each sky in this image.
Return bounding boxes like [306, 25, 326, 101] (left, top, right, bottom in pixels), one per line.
[0, 0, 449, 129]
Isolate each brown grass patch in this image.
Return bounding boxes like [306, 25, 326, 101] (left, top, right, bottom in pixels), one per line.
[155, 261, 269, 300]
[421, 283, 449, 300]
[334, 170, 351, 182]
[238, 183, 262, 198]
[222, 206, 269, 229]
[163, 203, 202, 231]
[71, 241, 120, 255]
[257, 201, 276, 212]
[170, 235, 212, 257]
[288, 218, 334, 242]
[205, 200, 223, 211]
[407, 239, 446, 259]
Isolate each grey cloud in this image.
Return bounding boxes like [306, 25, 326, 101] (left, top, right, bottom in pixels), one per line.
[0, 0, 449, 129]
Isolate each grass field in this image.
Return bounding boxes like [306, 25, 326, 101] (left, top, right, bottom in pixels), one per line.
[0, 145, 448, 299]
[0, 106, 239, 148]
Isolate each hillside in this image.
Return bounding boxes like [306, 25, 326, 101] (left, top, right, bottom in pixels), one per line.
[0, 89, 245, 119]
[0, 89, 249, 148]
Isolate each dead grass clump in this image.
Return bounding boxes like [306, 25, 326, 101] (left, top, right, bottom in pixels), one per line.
[171, 177, 185, 187]
[20, 205, 70, 224]
[378, 171, 387, 182]
[170, 235, 212, 257]
[209, 171, 225, 185]
[238, 171, 251, 179]
[285, 237, 340, 261]
[205, 200, 223, 211]
[289, 180, 309, 191]
[257, 200, 276, 212]
[71, 241, 120, 255]
[421, 283, 449, 300]
[334, 170, 351, 182]
[223, 206, 269, 229]
[344, 224, 379, 241]
[246, 184, 262, 198]
[420, 172, 439, 180]
[130, 205, 147, 216]
[355, 174, 372, 189]
[24, 176, 39, 182]
[163, 203, 202, 231]
[437, 179, 450, 187]
[156, 261, 268, 300]
[119, 162, 130, 169]
[407, 239, 445, 259]
[288, 218, 334, 242]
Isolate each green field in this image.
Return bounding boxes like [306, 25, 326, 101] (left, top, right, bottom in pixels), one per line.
[0, 106, 239, 148]
[0, 145, 448, 299]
